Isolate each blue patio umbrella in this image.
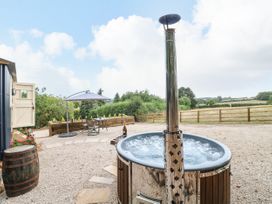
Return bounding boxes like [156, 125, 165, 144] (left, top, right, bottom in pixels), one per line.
[59, 90, 110, 137]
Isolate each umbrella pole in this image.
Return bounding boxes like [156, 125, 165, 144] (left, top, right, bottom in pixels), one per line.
[66, 101, 70, 134]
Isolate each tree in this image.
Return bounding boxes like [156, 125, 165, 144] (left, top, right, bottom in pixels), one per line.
[121, 90, 163, 103]
[97, 88, 105, 106]
[80, 101, 95, 119]
[206, 99, 216, 107]
[268, 95, 272, 105]
[217, 96, 222, 102]
[113, 93, 120, 103]
[35, 88, 73, 128]
[179, 96, 191, 110]
[178, 87, 197, 108]
[256, 91, 272, 100]
[97, 88, 104, 95]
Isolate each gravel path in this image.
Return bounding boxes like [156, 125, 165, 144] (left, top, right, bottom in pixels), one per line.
[0, 123, 271, 204]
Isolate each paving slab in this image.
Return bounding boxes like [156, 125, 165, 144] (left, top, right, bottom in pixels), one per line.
[76, 187, 111, 204]
[89, 176, 115, 185]
[103, 165, 117, 177]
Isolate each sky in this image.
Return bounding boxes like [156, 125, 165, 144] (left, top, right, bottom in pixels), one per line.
[0, 0, 271, 99]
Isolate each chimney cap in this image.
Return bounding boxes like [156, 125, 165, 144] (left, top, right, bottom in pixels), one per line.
[159, 14, 181, 26]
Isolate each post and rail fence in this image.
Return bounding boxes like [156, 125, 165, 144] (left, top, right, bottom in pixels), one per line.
[137, 105, 272, 124]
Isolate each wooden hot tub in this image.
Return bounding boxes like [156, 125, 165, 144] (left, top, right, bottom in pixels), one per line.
[116, 132, 231, 204]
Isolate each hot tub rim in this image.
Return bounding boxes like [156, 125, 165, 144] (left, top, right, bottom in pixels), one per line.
[116, 131, 232, 172]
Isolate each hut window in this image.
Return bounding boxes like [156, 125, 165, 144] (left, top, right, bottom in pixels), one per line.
[20, 90, 28, 98]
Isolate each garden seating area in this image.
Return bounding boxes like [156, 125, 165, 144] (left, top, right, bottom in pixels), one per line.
[48, 116, 135, 136]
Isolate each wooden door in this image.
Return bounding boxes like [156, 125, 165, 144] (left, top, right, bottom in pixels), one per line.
[12, 83, 35, 128]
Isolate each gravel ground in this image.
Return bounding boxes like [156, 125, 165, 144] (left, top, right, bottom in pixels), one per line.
[0, 123, 271, 204]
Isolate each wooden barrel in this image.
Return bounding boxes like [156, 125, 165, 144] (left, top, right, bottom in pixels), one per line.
[2, 145, 39, 197]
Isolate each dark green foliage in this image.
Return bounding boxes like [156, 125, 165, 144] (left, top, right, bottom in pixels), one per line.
[256, 91, 272, 100]
[121, 90, 163, 103]
[113, 93, 120, 103]
[144, 100, 166, 112]
[80, 101, 96, 119]
[179, 96, 191, 110]
[88, 91, 165, 118]
[178, 87, 197, 108]
[35, 89, 74, 128]
[97, 88, 104, 95]
[268, 95, 272, 105]
[88, 101, 133, 118]
[73, 108, 81, 120]
[217, 96, 222, 102]
[97, 88, 106, 106]
[206, 99, 216, 107]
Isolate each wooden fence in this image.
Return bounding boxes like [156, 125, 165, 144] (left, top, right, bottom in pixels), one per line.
[137, 105, 272, 124]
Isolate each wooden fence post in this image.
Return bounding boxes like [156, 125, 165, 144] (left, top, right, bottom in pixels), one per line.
[180, 111, 182, 123]
[247, 107, 251, 122]
[219, 109, 222, 122]
[197, 110, 200, 123]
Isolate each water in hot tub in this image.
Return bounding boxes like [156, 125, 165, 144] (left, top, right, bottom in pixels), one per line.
[123, 134, 224, 166]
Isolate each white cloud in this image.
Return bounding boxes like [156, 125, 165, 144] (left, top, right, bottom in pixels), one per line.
[91, 16, 165, 98]
[29, 28, 44, 38]
[0, 41, 90, 96]
[74, 47, 89, 60]
[43, 32, 75, 56]
[90, 1, 272, 98]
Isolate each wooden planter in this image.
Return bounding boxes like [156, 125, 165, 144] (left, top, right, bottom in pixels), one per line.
[48, 120, 86, 136]
[48, 116, 135, 136]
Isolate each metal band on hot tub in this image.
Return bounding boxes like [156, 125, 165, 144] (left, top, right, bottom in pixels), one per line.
[116, 132, 232, 172]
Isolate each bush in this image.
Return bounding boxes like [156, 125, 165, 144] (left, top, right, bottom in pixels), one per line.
[74, 108, 81, 120]
[206, 99, 216, 107]
[35, 93, 74, 128]
[89, 101, 129, 118]
[178, 87, 197, 108]
[268, 95, 272, 105]
[179, 96, 191, 109]
[121, 90, 163, 103]
[88, 97, 165, 119]
[80, 101, 95, 119]
[256, 91, 272, 100]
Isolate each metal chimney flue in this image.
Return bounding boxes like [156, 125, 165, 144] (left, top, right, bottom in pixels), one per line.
[159, 14, 185, 204]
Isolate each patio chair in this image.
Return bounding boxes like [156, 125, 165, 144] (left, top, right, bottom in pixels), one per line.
[86, 119, 100, 136]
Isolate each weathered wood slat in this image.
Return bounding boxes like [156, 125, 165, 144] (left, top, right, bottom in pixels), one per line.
[117, 157, 129, 204]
